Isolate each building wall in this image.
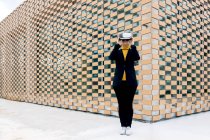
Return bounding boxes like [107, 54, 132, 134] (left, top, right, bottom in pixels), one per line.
[158, 0, 210, 120]
[0, 0, 209, 122]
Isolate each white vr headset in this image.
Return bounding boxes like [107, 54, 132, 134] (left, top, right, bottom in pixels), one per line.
[118, 32, 133, 40]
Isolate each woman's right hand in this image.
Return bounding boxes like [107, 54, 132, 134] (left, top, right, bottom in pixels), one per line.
[114, 42, 121, 50]
[117, 40, 122, 46]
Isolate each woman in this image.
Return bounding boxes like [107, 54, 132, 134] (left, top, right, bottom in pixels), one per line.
[109, 32, 140, 136]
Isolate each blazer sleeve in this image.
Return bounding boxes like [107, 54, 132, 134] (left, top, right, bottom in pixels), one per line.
[132, 45, 140, 61]
[108, 44, 121, 60]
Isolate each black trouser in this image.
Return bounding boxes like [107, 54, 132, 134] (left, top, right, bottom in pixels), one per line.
[113, 81, 136, 127]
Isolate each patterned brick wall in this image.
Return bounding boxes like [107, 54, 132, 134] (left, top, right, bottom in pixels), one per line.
[0, 0, 209, 122]
[158, 0, 210, 120]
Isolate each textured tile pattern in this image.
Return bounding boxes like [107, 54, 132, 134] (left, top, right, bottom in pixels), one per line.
[0, 0, 209, 122]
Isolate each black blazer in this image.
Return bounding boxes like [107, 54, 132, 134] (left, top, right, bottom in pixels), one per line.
[109, 43, 140, 88]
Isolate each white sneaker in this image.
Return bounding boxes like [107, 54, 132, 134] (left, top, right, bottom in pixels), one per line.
[125, 127, 132, 136]
[120, 127, 126, 135]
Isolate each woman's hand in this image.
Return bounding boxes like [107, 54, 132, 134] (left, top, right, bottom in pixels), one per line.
[128, 40, 133, 46]
[114, 43, 121, 50]
[117, 39, 122, 46]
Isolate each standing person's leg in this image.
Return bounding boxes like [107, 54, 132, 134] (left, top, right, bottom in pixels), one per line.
[114, 81, 127, 127]
[126, 85, 137, 127]
[118, 81, 136, 127]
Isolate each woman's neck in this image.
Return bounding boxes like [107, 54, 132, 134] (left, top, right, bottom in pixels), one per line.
[122, 44, 130, 49]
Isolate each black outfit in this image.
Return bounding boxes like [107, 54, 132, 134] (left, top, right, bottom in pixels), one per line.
[109, 43, 140, 127]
